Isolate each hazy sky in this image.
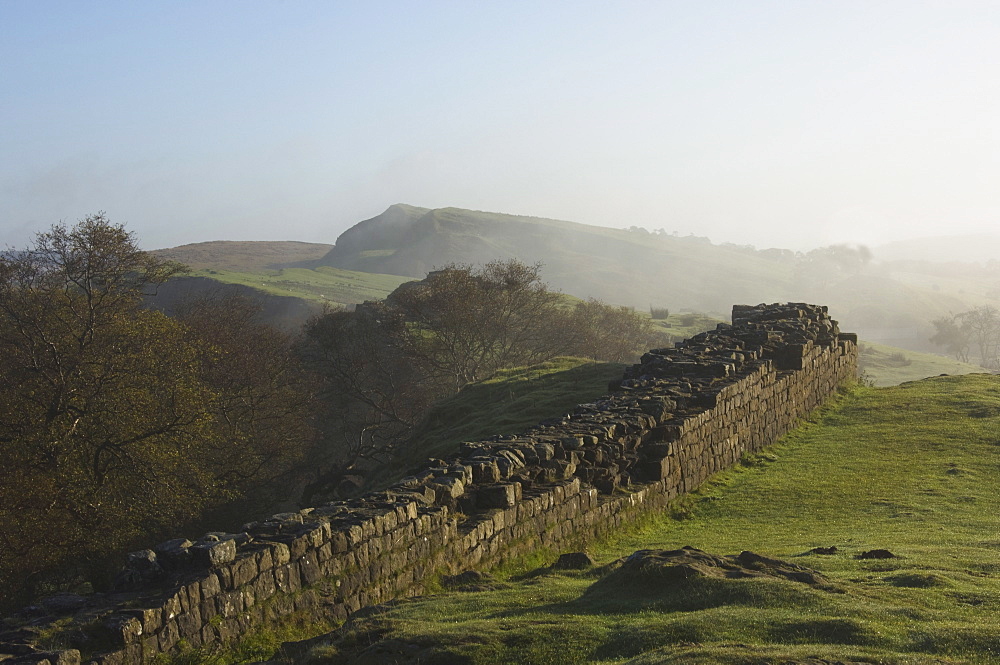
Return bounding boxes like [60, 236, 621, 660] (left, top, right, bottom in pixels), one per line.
[2, 1, 999, 252]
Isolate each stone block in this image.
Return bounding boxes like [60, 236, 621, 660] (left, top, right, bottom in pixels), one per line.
[471, 460, 501, 484]
[636, 457, 671, 481]
[429, 477, 464, 504]
[122, 607, 161, 635]
[230, 555, 258, 587]
[175, 611, 202, 639]
[153, 539, 193, 570]
[191, 539, 236, 568]
[161, 592, 182, 623]
[200, 571, 222, 599]
[274, 563, 301, 594]
[477, 483, 517, 509]
[157, 620, 179, 652]
[299, 555, 322, 586]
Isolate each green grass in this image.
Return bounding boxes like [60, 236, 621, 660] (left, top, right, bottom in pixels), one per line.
[649, 311, 727, 343]
[859, 340, 987, 386]
[305, 375, 1000, 664]
[187, 266, 412, 306]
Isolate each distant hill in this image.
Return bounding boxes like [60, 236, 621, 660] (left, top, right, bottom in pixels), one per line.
[153, 240, 333, 271]
[317, 204, 794, 314]
[873, 233, 1000, 264]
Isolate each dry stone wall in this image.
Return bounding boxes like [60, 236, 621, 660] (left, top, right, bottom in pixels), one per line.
[1, 303, 857, 665]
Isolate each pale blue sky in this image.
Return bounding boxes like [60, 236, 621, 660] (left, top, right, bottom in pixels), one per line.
[2, 1, 999, 252]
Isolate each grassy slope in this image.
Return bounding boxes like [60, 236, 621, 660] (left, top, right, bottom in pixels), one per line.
[859, 341, 988, 387]
[308, 375, 1000, 665]
[373, 358, 627, 488]
[185, 266, 412, 306]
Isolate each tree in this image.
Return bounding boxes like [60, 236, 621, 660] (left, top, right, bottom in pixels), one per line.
[793, 244, 872, 289]
[958, 306, 1000, 368]
[388, 261, 568, 388]
[174, 290, 316, 517]
[569, 299, 661, 363]
[299, 260, 667, 501]
[0, 214, 213, 605]
[298, 304, 443, 502]
[929, 315, 970, 362]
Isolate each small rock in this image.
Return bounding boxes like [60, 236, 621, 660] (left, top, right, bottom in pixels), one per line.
[809, 546, 838, 555]
[191, 538, 237, 567]
[441, 570, 498, 592]
[40, 593, 87, 615]
[857, 549, 897, 559]
[113, 550, 163, 590]
[552, 552, 596, 570]
[442, 570, 491, 588]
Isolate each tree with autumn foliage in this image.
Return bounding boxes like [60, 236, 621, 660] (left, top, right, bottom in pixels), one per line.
[0, 215, 314, 608]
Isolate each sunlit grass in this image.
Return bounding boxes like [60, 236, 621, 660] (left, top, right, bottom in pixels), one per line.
[187, 266, 412, 306]
[859, 340, 987, 386]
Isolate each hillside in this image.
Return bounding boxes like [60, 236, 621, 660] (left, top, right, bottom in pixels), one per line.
[294, 374, 1000, 665]
[144, 262, 412, 330]
[370, 358, 628, 489]
[873, 233, 1000, 264]
[858, 341, 987, 386]
[178, 266, 411, 306]
[316, 204, 795, 315]
[314, 205, 986, 351]
[152, 240, 333, 271]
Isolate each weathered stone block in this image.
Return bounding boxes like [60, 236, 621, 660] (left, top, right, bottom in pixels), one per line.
[175, 610, 202, 639]
[477, 483, 517, 509]
[429, 477, 464, 504]
[299, 555, 322, 586]
[121, 607, 161, 635]
[191, 539, 236, 568]
[274, 563, 301, 594]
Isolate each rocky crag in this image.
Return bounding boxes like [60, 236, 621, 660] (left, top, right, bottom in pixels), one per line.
[0, 303, 857, 665]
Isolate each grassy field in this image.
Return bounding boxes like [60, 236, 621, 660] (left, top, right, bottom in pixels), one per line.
[304, 374, 1000, 664]
[858, 340, 988, 386]
[648, 311, 727, 345]
[187, 266, 412, 306]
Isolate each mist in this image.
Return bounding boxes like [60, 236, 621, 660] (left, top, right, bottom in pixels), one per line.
[3, 2, 1000, 255]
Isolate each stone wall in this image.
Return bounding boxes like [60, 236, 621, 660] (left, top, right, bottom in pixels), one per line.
[0, 303, 857, 665]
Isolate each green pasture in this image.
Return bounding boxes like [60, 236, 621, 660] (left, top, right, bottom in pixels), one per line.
[858, 340, 987, 386]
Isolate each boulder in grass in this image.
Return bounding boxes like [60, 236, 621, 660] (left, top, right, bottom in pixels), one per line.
[552, 552, 596, 570]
